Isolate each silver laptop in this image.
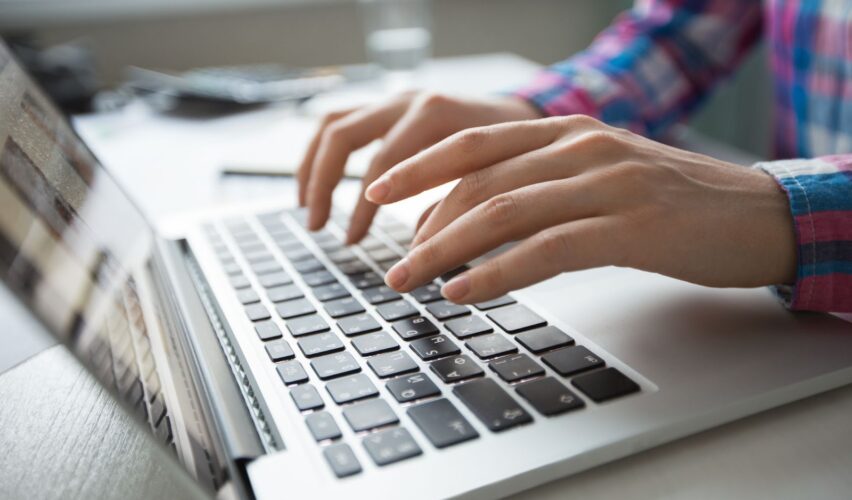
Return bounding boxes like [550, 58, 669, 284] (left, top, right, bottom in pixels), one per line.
[3, 40, 852, 499]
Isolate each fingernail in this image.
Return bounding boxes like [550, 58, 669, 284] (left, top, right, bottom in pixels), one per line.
[366, 177, 390, 203]
[385, 258, 410, 289]
[442, 274, 470, 302]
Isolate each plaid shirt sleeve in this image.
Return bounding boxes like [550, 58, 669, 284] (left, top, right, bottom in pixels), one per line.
[513, 0, 763, 138]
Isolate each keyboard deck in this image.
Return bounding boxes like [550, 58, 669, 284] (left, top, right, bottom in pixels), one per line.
[203, 208, 640, 478]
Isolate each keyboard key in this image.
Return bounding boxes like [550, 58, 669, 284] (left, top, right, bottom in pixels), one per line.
[277, 360, 309, 385]
[377, 259, 399, 272]
[282, 247, 313, 262]
[337, 313, 382, 336]
[487, 304, 546, 333]
[362, 427, 422, 466]
[515, 326, 574, 354]
[255, 321, 283, 341]
[244, 303, 271, 321]
[516, 377, 584, 415]
[338, 260, 371, 275]
[430, 355, 484, 384]
[259, 271, 293, 288]
[325, 373, 379, 404]
[290, 384, 324, 411]
[368, 351, 418, 378]
[275, 298, 316, 319]
[409, 283, 443, 303]
[542, 346, 604, 377]
[352, 331, 399, 356]
[376, 300, 419, 322]
[311, 352, 361, 380]
[251, 260, 283, 275]
[489, 353, 545, 383]
[305, 411, 342, 441]
[410, 335, 460, 361]
[293, 258, 325, 274]
[324, 296, 366, 318]
[265, 339, 295, 361]
[440, 265, 469, 283]
[236, 288, 260, 305]
[392, 317, 439, 341]
[359, 235, 385, 250]
[571, 367, 640, 402]
[367, 247, 399, 263]
[453, 378, 532, 432]
[465, 334, 518, 360]
[245, 250, 274, 264]
[312, 282, 350, 302]
[474, 295, 517, 311]
[349, 271, 384, 289]
[323, 443, 361, 478]
[445, 315, 493, 339]
[286, 315, 330, 337]
[302, 270, 337, 287]
[362, 285, 402, 305]
[327, 248, 358, 263]
[425, 300, 471, 321]
[386, 373, 440, 403]
[266, 284, 304, 303]
[230, 274, 251, 289]
[222, 261, 242, 276]
[342, 399, 398, 432]
[407, 398, 479, 448]
[297, 332, 345, 357]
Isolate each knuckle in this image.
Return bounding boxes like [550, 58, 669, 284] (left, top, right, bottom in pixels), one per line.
[323, 122, 350, 145]
[534, 228, 572, 265]
[482, 193, 519, 225]
[452, 128, 488, 153]
[557, 114, 599, 129]
[413, 239, 441, 265]
[415, 92, 454, 111]
[481, 259, 507, 291]
[454, 170, 487, 206]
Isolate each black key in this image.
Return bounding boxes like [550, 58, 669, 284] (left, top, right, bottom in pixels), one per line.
[266, 284, 304, 303]
[255, 321, 283, 341]
[324, 296, 366, 318]
[410, 335, 460, 361]
[349, 271, 384, 289]
[323, 443, 361, 478]
[286, 314, 330, 337]
[516, 377, 585, 415]
[367, 247, 399, 263]
[386, 373, 440, 403]
[282, 247, 314, 262]
[362, 427, 422, 466]
[293, 258, 325, 274]
[425, 300, 470, 321]
[290, 384, 324, 411]
[377, 259, 400, 272]
[303, 270, 337, 287]
[245, 303, 271, 321]
[265, 339, 295, 361]
[367, 351, 418, 378]
[487, 304, 547, 333]
[515, 326, 574, 354]
[311, 352, 361, 380]
[376, 300, 419, 322]
[338, 259, 372, 275]
[259, 271, 293, 288]
[275, 298, 316, 319]
[409, 283, 443, 303]
[489, 353, 545, 383]
[297, 332, 345, 357]
[236, 288, 260, 305]
[149, 395, 166, 427]
[407, 398, 479, 448]
[313, 282, 350, 302]
[445, 315, 493, 339]
[542, 346, 604, 377]
[571, 367, 640, 402]
[277, 360, 309, 385]
[351, 331, 399, 356]
[466, 334, 518, 360]
[222, 261, 242, 275]
[474, 295, 517, 311]
[342, 399, 398, 432]
[430, 355, 484, 384]
[392, 317, 439, 341]
[305, 411, 342, 441]
[251, 260, 283, 275]
[453, 378, 532, 432]
[440, 265, 469, 283]
[327, 248, 358, 263]
[337, 313, 382, 336]
[230, 274, 251, 289]
[325, 373, 379, 404]
[362, 285, 402, 305]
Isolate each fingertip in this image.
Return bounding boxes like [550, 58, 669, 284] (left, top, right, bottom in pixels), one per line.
[441, 274, 471, 303]
[365, 177, 390, 204]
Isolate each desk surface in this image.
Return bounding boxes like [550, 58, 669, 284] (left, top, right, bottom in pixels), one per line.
[4, 53, 852, 499]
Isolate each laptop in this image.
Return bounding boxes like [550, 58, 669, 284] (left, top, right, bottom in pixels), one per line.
[2, 39, 852, 499]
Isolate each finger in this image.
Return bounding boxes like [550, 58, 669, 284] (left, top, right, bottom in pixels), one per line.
[385, 177, 613, 291]
[297, 108, 356, 206]
[441, 216, 625, 304]
[416, 201, 439, 232]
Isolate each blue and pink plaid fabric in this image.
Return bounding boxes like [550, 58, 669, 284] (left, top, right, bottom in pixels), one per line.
[514, 0, 852, 312]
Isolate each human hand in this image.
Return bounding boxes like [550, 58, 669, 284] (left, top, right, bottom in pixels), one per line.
[364, 115, 797, 303]
[297, 92, 541, 243]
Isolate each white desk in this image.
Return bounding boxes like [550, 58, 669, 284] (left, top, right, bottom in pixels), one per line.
[3, 53, 852, 500]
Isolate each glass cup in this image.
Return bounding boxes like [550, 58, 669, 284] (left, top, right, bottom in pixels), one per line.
[359, 0, 432, 88]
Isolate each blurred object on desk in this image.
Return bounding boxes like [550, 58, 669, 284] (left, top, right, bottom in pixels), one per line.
[360, 0, 432, 91]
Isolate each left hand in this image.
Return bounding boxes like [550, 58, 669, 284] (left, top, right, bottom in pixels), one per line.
[363, 115, 797, 304]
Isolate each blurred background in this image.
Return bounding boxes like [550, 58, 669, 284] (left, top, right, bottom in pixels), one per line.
[0, 0, 771, 157]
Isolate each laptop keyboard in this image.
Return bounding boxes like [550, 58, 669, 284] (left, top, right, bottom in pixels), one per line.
[203, 208, 640, 477]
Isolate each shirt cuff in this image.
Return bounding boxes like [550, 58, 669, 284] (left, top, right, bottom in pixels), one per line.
[511, 70, 603, 119]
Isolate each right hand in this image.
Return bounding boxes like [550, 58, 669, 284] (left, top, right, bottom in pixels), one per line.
[297, 92, 542, 243]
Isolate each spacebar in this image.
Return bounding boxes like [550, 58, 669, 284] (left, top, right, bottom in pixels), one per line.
[452, 378, 532, 432]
